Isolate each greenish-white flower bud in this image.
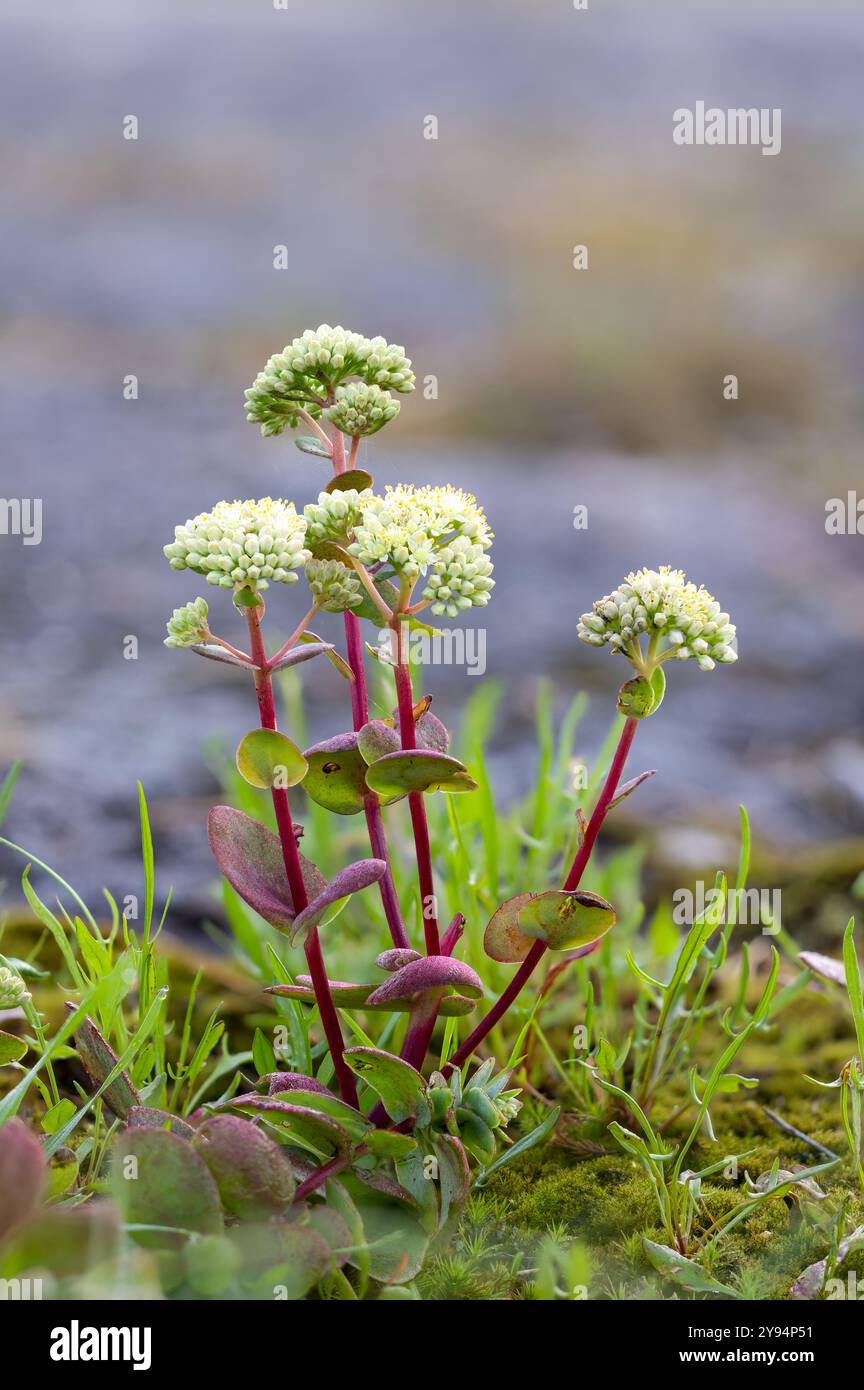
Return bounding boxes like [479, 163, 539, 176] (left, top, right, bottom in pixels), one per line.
[165, 596, 210, 649]
[305, 557, 365, 613]
[0, 964, 30, 1009]
[326, 382, 400, 437]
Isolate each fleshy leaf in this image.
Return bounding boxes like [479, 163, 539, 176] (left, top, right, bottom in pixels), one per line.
[297, 631, 354, 682]
[190, 643, 251, 668]
[376, 948, 422, 972]
[433, 1134, 471, 1232]
[265, 979, 477, 1016]
[236, 729, 307, 790]
[65, 1004, 141, 1119]
[325, 469, 373, 494]
[111, 1128, 223, 1246]
[208, 806, 326, 930]
[483, 892, 537, 963]
[0, 1117, 47, 1243]
[302, 732, 370, 815]
[799, 951, 846, 987]
[266, 1071, 334, 1098]
[269, 640, 336, 675]
[0, 1030, 27, 1064]
[366, 956, 483, 1006]
[230, 1092, 369, 1144]
[394, 705, 450, 755]
[295, 434, 332, 458]
[193, 1115, 295, 1218]
[364, 1129, 420, 1160]
[344, 1046, 432, 1126]
[364, 750, 477, 798]
[288, 859, 388, 945]
[518, 889, 617, 952]
[356, 720, 401, 765]
[127, 1106, 196, 1139]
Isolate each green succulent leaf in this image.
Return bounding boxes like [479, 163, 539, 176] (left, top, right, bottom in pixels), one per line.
[517, 889, 617, 952]
[111, 1128, 223, 1247]
[236, 729, 308, 791]
[324, 469, 373, 494]
[364, 751, 477, 798]
[302, 733, 373, 815]
[295, 434, 333, 458]
[344, 1047, 432, 1126]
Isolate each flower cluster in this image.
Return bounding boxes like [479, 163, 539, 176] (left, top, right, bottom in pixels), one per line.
[164, 597, 210, 648]
[164, 499, 310, 593]
[348, 484, 493, 583]
[244, 325, 414, 436]
[326, 382, 400, 437]
[304, 488, 374, 546]
[0, 963, 30, 1010]
[578, 566, 737, 671]
[422, 534, 495, 617]
[305, 557, 365, 613]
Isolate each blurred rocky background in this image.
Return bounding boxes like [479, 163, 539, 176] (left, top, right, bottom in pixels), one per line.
[1, 0, 863, 925]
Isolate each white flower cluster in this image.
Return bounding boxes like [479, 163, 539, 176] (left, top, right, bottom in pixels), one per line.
[305, 557, 365, 612]
[164, 596, 210, 648]
[578, 566, 737, 671]
[348, 484, 493, 583]
[164, 499, 310, 592]
[304, 488, 374, 546]
[326, 382, 400, 437]
[422, 534, 495, 617]
[245, 325, 414, 436]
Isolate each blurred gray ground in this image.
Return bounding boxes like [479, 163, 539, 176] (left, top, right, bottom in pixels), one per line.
[1, 0, 863, 915]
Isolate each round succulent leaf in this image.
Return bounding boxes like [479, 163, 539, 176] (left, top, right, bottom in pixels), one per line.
[265, 978, 476, 1015]
[356, 719, 401, 765]
[376, 948, 422, 972]
[364, 750, 477, 798]
[344, 1046, 432, 1126]
[226, 1097, 353, 1158]
[193, 1115, 295, 1219]
[111, 1128, 223, 1247]
[265, 1071, 335, 1098]
[302, 732, 369, 815]
[483, 892, 537, 963]
[236, 729, 307, 790]
[231, 1089, 371, 1143]
[208, 806, 326, 930]
[366, 955, 483, 1006]
[518, 889, 617, 951]
[127, 1106, 195, 1140]
[0, 1118, 47, 1244]
[347, 1195, 429, 1285]
[288, 858, 388, 945]
[364, 1129, 420, 1160]
[324, 469, 373, 494]
[393, 703, 450, 755]
[617, 675, 655, 719]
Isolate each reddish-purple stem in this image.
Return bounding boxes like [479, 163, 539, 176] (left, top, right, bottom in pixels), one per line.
[393, 644, 440, 955]
[245, 605, 359, 1109]
[443, 716, 639, 1075]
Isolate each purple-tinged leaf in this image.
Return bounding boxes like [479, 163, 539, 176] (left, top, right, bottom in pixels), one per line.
[483, 892, 536, 963]
[191, 643, 252, 668]
[356, 720, 401, 765]
[266, 1071, 335, 1098]
[289, 858, 388, 944]
[297, 631, 355, 682]
[607, 768, 657, 812]
[366, 956, 483, 1006]
[364, 750, 477, 798]
[799, 951, 846, 987]
[518, 889, 616, 952]
[324, 469, 373, 494]
[376, 948, 422, 972]
[0, 1117, 47, 1243]
[65, 1004, 140, 1119]
[269, 640, 335, 675]
[127, 1106, 195, 1140]
[265, 979, 477, 1016]
[208, 806, 326, 930]
[111, 1128, 223, 1247]
[394, 704, 450, 755]
[193, 1115, 295, 1218]
[302, 732, 370, 815]
[344, 1046, 431, 1126]
[225, 1096, 352, 1157]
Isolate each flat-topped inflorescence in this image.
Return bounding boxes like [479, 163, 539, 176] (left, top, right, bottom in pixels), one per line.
[244, 325, 414, 437]
[578, 565, 737, 673]
[163, 498, 310, 593]
[348, 484, 494, 585]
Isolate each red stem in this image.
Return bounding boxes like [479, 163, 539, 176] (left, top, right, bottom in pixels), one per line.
[245, 604, 359, 1109]
[443, 716, 639, 1075]
[393, 639, 440, 955]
